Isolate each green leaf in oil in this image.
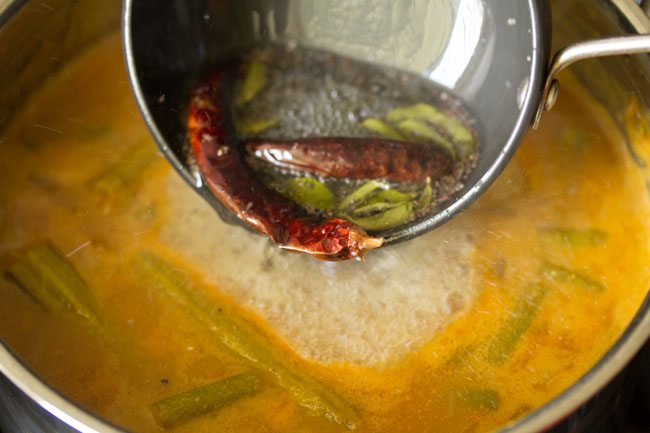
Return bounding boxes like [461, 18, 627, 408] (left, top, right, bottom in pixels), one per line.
[361, 118, 406, 141]
[454, 139, 475, 161]
[283, 177, 335, 211]
[365, 188, 414, 206]
[395, 119, 457, 158]
[337, 180, 387, 211]
[347, 201, 414, 232]
[351, 201, 403, 218]
[386, 103, 474, 143]
[388, 103, 476, 159]
[235, 118, 278, 136]
[415, 183, 433, 213]
[237, 57, 268, 106]
[385, 103, 436, 121]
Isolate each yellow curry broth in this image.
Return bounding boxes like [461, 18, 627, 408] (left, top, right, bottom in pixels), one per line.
[0, 33, 649, 433]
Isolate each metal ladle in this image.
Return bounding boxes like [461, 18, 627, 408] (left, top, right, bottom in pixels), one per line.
[123, 0, 650, 246]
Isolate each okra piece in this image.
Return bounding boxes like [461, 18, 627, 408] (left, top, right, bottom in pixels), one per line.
[365, 188, 414, 206]
[541, 262, 607, 292]
[361, 118, 406, 141]
[5, 243, 99, 325]
[134, 252, 358, 428]
[487, 283, 548, 364]
[90, 143, 157, 194]
[150, 373, 261, 428]
[237, 58, 268, 106]
[459, 388, 500, 411]
[283, 177, 335, 211]
[539, 227, 607, 248]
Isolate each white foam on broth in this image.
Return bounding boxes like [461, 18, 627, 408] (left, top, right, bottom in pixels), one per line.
[161, 173, 476, 366]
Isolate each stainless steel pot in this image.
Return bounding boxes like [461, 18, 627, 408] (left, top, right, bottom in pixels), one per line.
[0, 1, 649, 432]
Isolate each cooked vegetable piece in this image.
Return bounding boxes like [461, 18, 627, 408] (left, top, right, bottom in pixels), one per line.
[487, 283, 548, 364]
[90, 143, 157, 194]
[540, 262, 607, 292]
[283, 177, 335, 211]
[8, 260, 61, 309]
[237, 58, 268, 106]
[445, 346, 475, 366]
[134, 252, 358, 428]
[395, 119, 456, 158]
[348, 202, 414, 232]
[338, 180, 387, 211]
[235, 118, 278, 135]
[150, 373, 261, 428]
[459, 388, 500, 411]
[539, 227, 607, 247]
[361, 118, 406, 140]
[5, 243, 99, 325]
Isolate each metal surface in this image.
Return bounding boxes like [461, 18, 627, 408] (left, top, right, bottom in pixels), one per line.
[0, 4, 134, 433]
[0, 1, 650, 433]
[534, 34, 650, 128]
[124, 0, 650, 247]
[123, 0, 551, 245]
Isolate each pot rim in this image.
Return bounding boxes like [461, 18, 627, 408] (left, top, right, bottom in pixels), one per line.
[1, 2, 650, 433]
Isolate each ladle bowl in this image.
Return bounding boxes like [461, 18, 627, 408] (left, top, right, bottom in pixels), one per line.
[123, 0, 648, 246]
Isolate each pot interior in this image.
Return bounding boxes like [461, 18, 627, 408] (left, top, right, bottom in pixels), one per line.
[0, 1, 649, 433]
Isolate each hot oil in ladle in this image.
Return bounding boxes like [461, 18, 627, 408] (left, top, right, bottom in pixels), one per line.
[187, 43, 480, 256]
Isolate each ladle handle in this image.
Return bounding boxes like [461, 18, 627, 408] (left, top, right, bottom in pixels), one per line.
[533, 33, 650, 129]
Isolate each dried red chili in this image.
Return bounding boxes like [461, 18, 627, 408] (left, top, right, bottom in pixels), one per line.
[188, 69, 383, 260]
[245, 138, 453, 183]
